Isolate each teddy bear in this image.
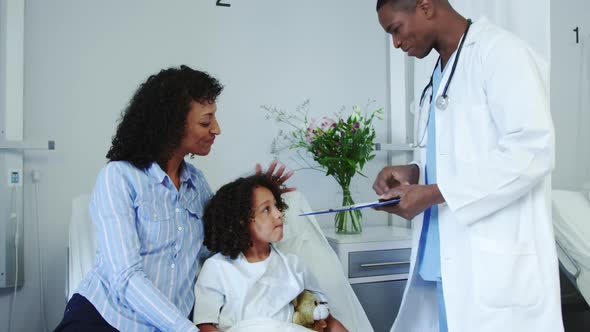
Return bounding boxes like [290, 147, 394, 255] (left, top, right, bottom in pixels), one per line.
[292, 290, 330, 331]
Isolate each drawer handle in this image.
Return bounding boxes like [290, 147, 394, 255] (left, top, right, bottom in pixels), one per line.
[359, 261, 410, 268]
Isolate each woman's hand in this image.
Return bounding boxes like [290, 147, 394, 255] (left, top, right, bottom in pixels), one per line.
[196, 323, 220, 332]
[256, 160, 296, 193]
[324, 315, 348, 332]
[312, 319, 328, 332]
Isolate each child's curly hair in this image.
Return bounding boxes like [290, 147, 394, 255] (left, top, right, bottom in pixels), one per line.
[203, 174, 288, 259]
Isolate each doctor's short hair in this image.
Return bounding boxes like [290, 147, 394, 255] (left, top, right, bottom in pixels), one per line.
[106, 65, 223, 170]
[376, 0, 416, 11]
[203, 174, 288, 259]
[376, 0, 449, 11]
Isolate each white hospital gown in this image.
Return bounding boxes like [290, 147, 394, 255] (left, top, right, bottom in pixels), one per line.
[194, 245, 326, 330]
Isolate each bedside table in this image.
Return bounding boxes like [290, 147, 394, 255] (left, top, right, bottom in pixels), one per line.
[325, 226, 412, 332]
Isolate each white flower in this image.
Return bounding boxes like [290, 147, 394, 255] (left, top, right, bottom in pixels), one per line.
[350, 109, 361, 122]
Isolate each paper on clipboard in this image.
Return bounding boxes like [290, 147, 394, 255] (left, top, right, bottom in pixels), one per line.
[298, 198, 400, 216]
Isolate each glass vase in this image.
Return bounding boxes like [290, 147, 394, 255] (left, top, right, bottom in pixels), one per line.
[334, 185, 363, 234]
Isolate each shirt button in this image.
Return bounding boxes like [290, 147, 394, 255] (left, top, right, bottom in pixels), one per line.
[178, 226, 183, 231]
[175, 208, 180, 213]
[171, 263, 175, 269]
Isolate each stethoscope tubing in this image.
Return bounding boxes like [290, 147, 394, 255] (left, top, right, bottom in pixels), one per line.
[415, 18, 473, 148]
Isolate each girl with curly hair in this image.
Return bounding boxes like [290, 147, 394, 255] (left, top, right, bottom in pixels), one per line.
[55, 66, 293, 332]
[194, 175, 348, 332]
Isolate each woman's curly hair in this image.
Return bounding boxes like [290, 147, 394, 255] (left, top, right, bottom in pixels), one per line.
[203, 175, 288, 259]
[106, 65, 223, 169]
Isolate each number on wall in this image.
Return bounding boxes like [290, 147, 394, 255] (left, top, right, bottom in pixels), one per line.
[216, 0, 231, 7]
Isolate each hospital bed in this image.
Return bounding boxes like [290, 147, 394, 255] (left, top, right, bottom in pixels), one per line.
[65, 194, 93, 302]
[552, 190, 590, 308]
[66, 191, 373, 332]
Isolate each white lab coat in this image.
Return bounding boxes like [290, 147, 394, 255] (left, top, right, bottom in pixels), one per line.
[392, 18, 564, 332]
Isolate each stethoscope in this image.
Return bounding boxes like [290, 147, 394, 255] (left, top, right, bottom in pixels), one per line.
[414, 19, 472, 148]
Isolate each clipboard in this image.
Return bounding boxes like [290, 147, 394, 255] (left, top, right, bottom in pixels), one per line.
[298, 198, 400, 216]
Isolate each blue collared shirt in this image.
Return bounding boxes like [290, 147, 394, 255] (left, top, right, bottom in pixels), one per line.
[76, 161, 212, 332]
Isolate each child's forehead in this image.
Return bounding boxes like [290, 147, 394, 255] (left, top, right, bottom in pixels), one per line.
[252, 186, 275, 202]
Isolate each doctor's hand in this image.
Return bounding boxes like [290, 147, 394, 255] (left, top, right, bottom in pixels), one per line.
[256, 160, 296, 193]
[375, 184, 444, 220]
[372, 164, 419, 195]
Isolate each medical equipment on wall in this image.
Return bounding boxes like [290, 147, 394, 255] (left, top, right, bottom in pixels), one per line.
[1, 140, 55, 332]
[0, 140, 55, 289]
[414, 19, 472, 148]
[1, 156, 25, 290]
[0, 140, 56, 151]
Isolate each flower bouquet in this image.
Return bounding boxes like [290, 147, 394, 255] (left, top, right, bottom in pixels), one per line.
[263, 100, 383, 234]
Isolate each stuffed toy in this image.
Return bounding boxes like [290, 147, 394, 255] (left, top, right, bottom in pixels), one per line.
[292, 290, 330, 331]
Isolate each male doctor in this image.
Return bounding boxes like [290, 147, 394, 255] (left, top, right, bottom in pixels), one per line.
[373, 0, 564, 331]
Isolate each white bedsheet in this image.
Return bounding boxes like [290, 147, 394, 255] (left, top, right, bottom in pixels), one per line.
[552, 189, 590, 304]
[226, 319, 311, 332]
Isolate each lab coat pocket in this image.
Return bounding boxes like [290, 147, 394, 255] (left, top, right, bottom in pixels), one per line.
[471, 238, 542, 308]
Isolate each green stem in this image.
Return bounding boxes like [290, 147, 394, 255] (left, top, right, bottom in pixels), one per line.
[334, 184, 363, 234]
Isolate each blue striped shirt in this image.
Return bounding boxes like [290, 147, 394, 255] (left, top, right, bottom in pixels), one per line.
[76, 160, 212, 332]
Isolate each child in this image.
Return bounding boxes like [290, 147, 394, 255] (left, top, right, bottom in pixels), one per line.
[194, 175, 348, 332]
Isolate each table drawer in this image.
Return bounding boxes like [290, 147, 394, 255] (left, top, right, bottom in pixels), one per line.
[348, 248, 411, 278]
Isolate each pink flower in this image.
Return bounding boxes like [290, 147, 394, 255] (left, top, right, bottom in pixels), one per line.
[306, 116, 336, 141]
[305, 127, 316, 141]
[319, 117, 337, 131]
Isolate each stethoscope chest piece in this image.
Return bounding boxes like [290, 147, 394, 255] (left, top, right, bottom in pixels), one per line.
[435, 95, 449, 110]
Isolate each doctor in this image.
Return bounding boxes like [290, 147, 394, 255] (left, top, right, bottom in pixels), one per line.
[373, 0, 564, 331]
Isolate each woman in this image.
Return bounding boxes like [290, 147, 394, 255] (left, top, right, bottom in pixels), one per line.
[54, 65, 292, 332]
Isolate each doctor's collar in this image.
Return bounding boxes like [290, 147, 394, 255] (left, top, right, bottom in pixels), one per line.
[461, 16, 489, 48]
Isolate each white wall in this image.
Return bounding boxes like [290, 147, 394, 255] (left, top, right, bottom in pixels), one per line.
[0, 1, 396, 330]
[453, 0, 550, 59]
[551, 0, 590, 190]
